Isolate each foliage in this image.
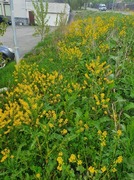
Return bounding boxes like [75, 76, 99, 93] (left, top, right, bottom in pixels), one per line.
[0, 20, 8, 70]
[55, 4, 67, 27]
[0, 21, 7, 38]
[0, 11, 134, 179]
[32, 0, 50, 41]
[0, 61, 15, 89]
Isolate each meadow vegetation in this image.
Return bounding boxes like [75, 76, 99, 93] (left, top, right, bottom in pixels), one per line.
[0, 11, 134, 179]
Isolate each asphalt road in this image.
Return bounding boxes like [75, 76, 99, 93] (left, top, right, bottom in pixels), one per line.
[0, 26, 44, 58]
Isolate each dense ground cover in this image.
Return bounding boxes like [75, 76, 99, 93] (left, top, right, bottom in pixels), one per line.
[0, 11, 134, 179]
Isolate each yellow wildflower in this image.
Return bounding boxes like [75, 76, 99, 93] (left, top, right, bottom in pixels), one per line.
[58, 152, 63, 156]
[57, 165, 62, 171]
[84, 124, 89, 129]
[96, 101, 100, 105]
[101, 166, 106, 173]
[94, 95, 99, 101]
[102, 131, 107, 138]
[92, 107, 96, 111]
[80, 127, 84, 132]
[1, 155, 8, 162]
[101, 93, 105, 99]
[85, 73, 90, 79]
[4, 129, 11, 135]
[112, 168, 117, 172]
[84, 137, 88, 140]
[58, 118, 63, 123]
[52, 113, 57, 120]
[48, 123, 54, 128]
[101, 141, 106, 147]
[1, 148, 10, 156]
[116, 156, 123, 164]
[69, 154, 76, 163]
[77, 160, 82, 166]
[88, 166, 95, 174]
[102, 104, 108, 108]
[78, 120, 83, 126]
[57, 157, 63, 165]
[84, 80, 88, 85]
[36, 173, 41, 179]
[106, 98, 110, 102]
[117, 130, 122, 136]
[104, 111, 108, 115]
[98, 130, 102, 135]
[10, 155, 14, 159]
[63, 119, 68, 125]
[61, 129, 68, 135]
[59, 111, 64, 117]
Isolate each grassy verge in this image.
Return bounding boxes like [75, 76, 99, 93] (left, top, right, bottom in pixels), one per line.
[0, 11, 134, 179]
[0, 61, 15, 88]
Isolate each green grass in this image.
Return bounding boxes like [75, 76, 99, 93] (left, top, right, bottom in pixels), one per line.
[0, 61, 15, 88]
[0, 10, 134, 179]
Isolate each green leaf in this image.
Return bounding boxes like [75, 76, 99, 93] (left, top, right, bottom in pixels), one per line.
[124, 102, 134, 111]
[76, 165, 85, 173]
[126, 173, 134, 180]
[130, 91, 134, 98]
[74, 108, 82, 120]
[123, 113, 131, 119]
[4, 176, 10, 180]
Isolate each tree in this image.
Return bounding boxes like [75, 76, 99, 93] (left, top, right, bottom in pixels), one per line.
[32, 0, 50, 41]
[0, 21, 7, 39]
[123, 0, 134, 2]
[65, 0, 91, 10]
[0, 22, 7, 68]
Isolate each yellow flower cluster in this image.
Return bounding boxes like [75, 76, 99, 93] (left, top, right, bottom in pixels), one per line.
[101, 166, 107, 173]
[76, 120, 89, 133]
[99, 43, 109, 53]
[119, 29, 126, 37]
[85, 58, 112, 80]
[88, 164, 107, 174]
[45, 110, 57, 121]
[69, 154, 76, 163]
[65, 19, 84, 38]
[58, 118, 68, 128]
[92, 93, 110, 114]
[117, 129, 122, 137]
[88, 166, 97, 174]
[84, 57, 113, 115]
[0, 148, 10, 163]
[57, 13, 134, 79]
[61, 128, 68, 135]
[59, 16, 113, 61]
[0, 62, 64, 136]
[58, 44, 83, 61]
[111, 156, 123, 173]
[49, 93, 61, 104]
[64, 82, 81, 94]
[116, 156, 123, 164]
[69, 154, 82, 166]
[98, 130, 107, 147]
[57, 152, 64, 171]
[35, 173, 41, 179]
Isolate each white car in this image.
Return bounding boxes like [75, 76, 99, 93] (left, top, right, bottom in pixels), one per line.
[98, 4, 107, 11]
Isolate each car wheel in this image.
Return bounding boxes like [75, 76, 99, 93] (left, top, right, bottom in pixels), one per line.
[0, 55, 7, 69]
